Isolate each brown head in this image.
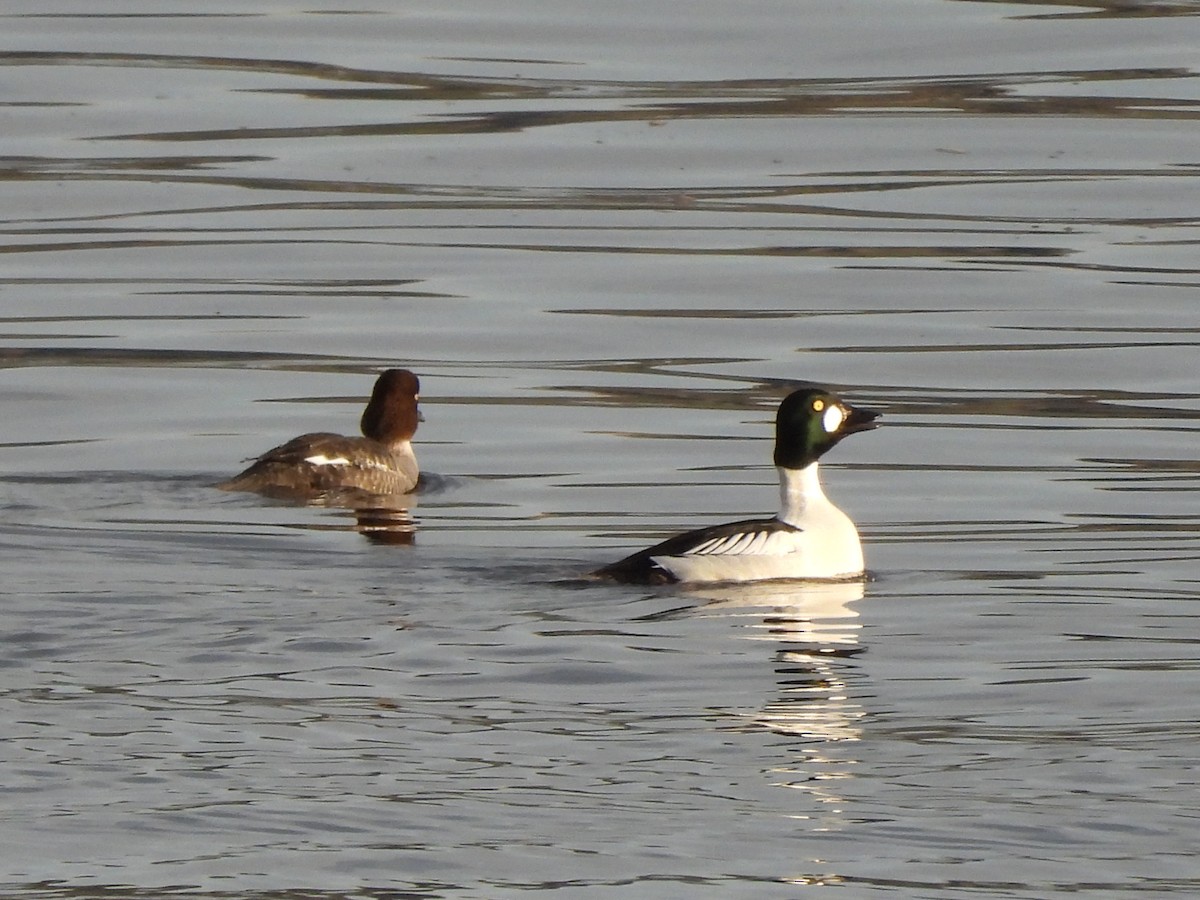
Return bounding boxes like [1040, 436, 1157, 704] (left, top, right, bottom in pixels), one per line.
[360, 369, 422, 447]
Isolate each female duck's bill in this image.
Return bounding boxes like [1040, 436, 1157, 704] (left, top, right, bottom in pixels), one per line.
[594, 386, 879, 585]
[218, 368, 423, 499]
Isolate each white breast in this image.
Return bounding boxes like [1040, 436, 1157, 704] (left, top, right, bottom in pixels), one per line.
[651, 462, 866, 583]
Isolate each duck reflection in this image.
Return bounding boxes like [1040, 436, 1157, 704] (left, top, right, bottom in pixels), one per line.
[229, 486, 419, 545]
[675, 578, 868, 840]
[684, 578, 866, 740]
[306, 488, 418, 545]
[345, 497, 417, 546]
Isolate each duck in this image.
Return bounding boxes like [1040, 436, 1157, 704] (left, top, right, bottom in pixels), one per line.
[219, 368, 422, 497]
[594, 386, 879, 584]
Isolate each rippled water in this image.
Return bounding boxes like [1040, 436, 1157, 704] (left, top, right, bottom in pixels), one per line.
[3, 2, 1200, 897]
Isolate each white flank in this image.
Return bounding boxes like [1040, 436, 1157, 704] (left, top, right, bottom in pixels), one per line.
[649, 462, 866, 582]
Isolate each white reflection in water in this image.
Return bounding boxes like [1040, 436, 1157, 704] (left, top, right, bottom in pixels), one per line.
[681, 579, 867, 834]
[686, 578, 864, 647]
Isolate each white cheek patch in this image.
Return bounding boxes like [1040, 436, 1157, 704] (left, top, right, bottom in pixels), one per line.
[822, 405, 845, 433]
[304, 454, 350, 467]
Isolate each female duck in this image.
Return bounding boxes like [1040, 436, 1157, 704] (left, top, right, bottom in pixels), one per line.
[220, 369, 422, 497]
[595, 386, 879, 584]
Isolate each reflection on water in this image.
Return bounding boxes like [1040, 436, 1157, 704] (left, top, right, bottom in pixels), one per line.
[686, 578, 865, 647]
[220, 491, 419, 544]
[348, 503, 417, 545]
[648, 579, 868, 838]
[695, 579, 866, 839]
[694, 579, 866, 740]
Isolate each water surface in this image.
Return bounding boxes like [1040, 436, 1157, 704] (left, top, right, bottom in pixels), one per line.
[2, 1, 1200, 897]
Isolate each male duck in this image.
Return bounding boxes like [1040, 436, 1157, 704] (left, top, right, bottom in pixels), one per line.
[595, 386, 879, 584]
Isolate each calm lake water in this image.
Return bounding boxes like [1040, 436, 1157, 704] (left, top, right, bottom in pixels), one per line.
[3, 2, 1200, 898]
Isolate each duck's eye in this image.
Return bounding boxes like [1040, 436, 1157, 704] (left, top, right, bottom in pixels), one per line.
[812, 398, 825, 412]
[822, 404, 845, 433]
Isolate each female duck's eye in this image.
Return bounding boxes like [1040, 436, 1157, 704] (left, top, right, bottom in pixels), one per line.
[822, 405, 845, 433]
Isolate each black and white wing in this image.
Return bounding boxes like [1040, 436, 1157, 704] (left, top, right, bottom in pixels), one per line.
[595, 518, 802, 584]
